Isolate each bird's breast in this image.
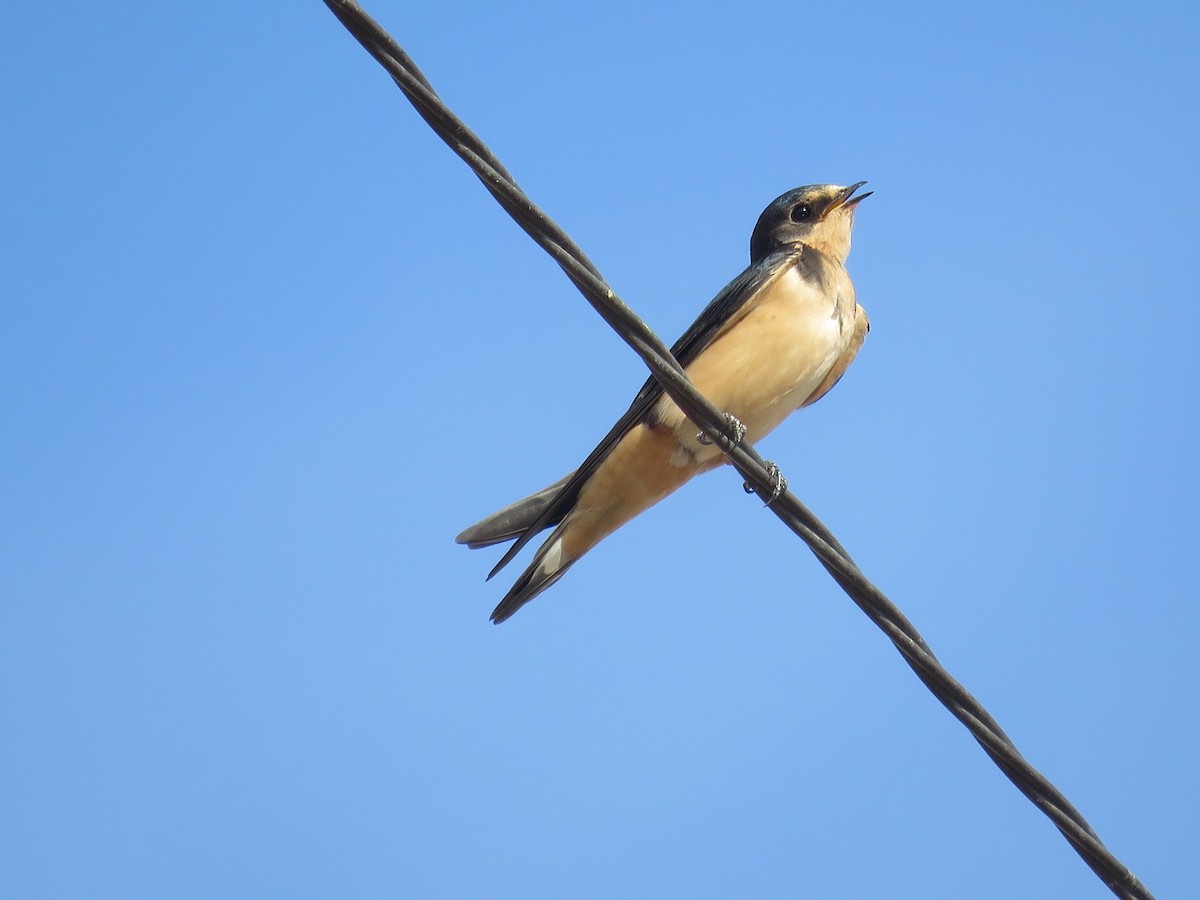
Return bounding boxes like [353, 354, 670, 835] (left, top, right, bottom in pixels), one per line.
[653, 262, 854, 462]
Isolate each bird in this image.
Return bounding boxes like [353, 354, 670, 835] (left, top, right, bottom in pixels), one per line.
[457, 182, 871, 623]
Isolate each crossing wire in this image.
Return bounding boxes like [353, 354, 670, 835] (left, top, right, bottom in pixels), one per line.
[322, 3, 1152, 897]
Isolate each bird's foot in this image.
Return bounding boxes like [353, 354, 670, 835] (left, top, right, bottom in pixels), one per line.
[696, 414, 747, 449]
[744, 461, 787, 506]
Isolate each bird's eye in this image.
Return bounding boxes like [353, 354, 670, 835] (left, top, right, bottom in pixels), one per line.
[790, 204, 812, 223]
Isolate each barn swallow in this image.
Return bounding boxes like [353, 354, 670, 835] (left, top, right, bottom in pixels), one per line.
[458, 183, 871, 622]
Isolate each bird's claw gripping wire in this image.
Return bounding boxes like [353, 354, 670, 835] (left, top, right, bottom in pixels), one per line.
[744, 462, 787, 506]
[696, 413, 747, 450]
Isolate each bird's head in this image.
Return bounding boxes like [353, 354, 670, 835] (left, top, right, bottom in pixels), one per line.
[749, 182, 871, 265]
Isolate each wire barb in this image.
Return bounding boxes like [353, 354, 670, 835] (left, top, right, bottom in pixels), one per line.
[322, 4, 1153, 898]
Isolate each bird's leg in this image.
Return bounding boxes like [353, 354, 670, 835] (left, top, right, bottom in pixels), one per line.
[744, 462, 787, 506]
[696, 413, 747, 450]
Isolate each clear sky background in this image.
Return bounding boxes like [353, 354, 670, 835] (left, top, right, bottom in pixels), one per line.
[2, 2, 1197, 898]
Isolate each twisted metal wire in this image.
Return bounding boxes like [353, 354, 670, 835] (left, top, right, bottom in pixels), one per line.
[322, 3, 1152, 896]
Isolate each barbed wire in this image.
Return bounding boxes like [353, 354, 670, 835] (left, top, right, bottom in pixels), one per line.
[322, 3, 1152, 897]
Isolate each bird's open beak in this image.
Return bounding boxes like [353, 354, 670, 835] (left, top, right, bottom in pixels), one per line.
[835, 181, 872, 209]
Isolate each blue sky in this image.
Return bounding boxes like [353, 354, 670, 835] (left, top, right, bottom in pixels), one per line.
[2, 2, 1197, 897]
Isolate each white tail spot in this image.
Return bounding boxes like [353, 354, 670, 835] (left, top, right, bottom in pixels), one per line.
[539, 538, 564, 576]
